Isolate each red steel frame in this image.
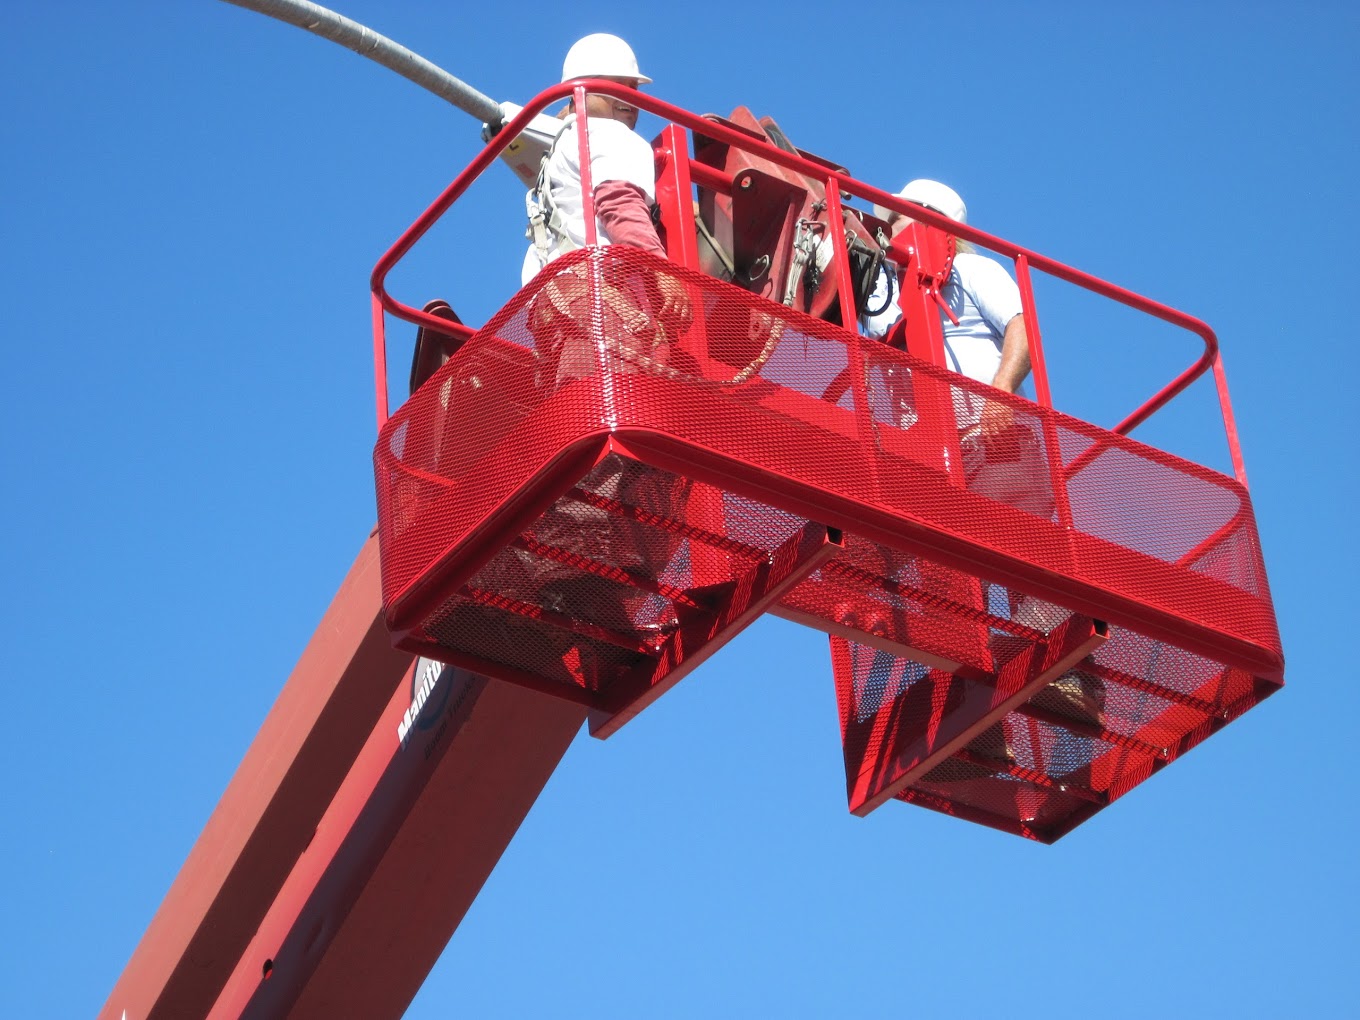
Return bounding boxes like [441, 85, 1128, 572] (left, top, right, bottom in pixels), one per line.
[836, 614, 1110, 815]
[369, 82, 1278, 682]
[377, 320, 1279, 679]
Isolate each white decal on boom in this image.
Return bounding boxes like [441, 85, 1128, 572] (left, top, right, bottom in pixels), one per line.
[397, 658, 444, 746]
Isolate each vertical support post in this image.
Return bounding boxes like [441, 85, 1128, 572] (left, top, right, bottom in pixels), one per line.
[891, 222, 991, 663]
[574, 85, 596, 246]
[652, 123, 722, 585]
[1013, 255, 1050, 408]
[1212, 352, 1249, 487]
[895, 223, 949, 372]
[371, 291, 389, 430]
[821, 183, 859, 330]
[654, 124, 699, 270]
[894, 222, 963, 483]
[823, 183, 879, 496]
[1014, 254, 1073, 532]
[571, 85, 616, 427]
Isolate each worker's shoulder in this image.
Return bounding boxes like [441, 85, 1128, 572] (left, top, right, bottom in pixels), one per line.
[952, 250, 1004, 270]
[952, 250, 1016, 283]
[582, 116, 648, 146]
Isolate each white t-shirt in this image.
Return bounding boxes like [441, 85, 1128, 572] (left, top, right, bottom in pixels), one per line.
[860, 251, 1024, 428]
[861, 252, 1022, 382]
[522, 115, 656, 285]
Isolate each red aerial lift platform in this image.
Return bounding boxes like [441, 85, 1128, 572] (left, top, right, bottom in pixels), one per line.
[372, 83, 1281, 841]
[104, 81, 1282, 1020]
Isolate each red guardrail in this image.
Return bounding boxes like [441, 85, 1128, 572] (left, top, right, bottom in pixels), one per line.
[370, 81, 1248, 486]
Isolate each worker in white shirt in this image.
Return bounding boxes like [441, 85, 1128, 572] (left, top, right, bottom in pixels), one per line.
[521, 34, 693, 656]
[523, 33, 689, 348]
[863, 180, 1106, 765]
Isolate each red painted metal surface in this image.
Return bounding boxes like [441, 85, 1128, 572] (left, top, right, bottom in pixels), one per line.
[372, 238, 1282, 839]
[365, 82, 1283, 844]
[375, 243, 1283, 843]
[208, 659, 584, 1019]
[833, 613, 1109, 817]
[865, 617, 1275, 842]
[654, 123, 701, 271]
[371, 82, 1246, 486]
[572, 85, 597, 246]
[376, 366, 846, 736]
[103, 540, 585, 1020]
[376, 245, 1281, 671]
[100, 536, 413, 1020]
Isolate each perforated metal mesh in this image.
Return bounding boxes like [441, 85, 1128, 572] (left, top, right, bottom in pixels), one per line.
[832, 617, 1271, 841]
[779, 534, 1007, 679]
[396, 449, 810, 708]
[373, 246, 1283, 833]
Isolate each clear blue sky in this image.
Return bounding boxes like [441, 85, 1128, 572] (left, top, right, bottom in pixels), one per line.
[3, 2, 1356, 1017]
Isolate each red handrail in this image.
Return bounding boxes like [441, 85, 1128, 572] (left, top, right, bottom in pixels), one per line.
[370, 80, 1248, 486]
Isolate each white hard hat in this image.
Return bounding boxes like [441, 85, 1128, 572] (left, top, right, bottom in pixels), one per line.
[561, 34, 652, 85]
[874, 179, 968, 225]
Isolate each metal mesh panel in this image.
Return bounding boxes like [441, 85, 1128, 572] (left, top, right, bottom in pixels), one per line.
[404, 453, 804, 710]
[833, 618, 1272, 842]
[778, 533, 1007, 679]
[376, 247, 1279, 675]
[423, 585, 643, 695]
[372, 246, 1282, 829]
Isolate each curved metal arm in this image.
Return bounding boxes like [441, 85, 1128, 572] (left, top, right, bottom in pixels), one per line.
[219, 0, 501, 123]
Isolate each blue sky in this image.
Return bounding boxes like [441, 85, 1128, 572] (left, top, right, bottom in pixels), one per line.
[2, 2, 1356, 1016]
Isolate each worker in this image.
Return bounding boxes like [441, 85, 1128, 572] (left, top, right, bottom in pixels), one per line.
[517, 34, 694, 658]
[861, 180, 1106, 771]
[522, 33, 689, 334]
[861, 179, 1029, 438]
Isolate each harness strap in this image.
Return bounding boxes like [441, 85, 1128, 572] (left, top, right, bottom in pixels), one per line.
[526, 115, 579, 273]
[785, 219, 825, 306]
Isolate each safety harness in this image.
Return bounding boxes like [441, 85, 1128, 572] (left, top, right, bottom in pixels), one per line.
[525, 114, 577, 273]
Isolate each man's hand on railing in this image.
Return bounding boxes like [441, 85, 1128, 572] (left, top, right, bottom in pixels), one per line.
[656, 274, 693, 333]
[977, 397, 1016, 438]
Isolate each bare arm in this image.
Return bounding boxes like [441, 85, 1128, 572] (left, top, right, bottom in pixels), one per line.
[990, 313, 1031, 394]
[977, 313, 1031, 436]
